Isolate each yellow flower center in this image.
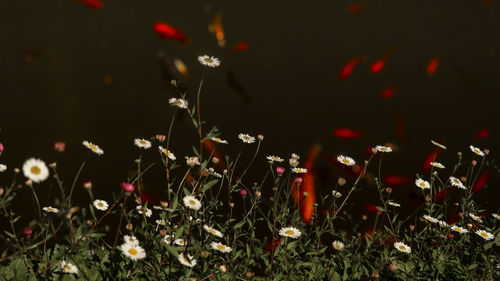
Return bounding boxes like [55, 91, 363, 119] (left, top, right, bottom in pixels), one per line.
[398, 245, 406, 251]
[217, 244, 226, 250]
[128, 248, 138, 255]
[183, 257, 190, 263]
[97, 203, 103, 207]
[419, 182, 426, 187]
[64, 265, 72, 271]
[481, 232, 488, 237]
[209, 229, 216, 234]
[342, 159, 350, 164]
[30, 165, 41, 175]
[285, 230, 295, 235]
[89, 143, 98, 151]
[189, 200, 196, 206]
[204, 57, 214, 63]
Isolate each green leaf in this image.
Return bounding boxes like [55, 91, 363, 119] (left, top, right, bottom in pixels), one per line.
[233, 220, 246, 229]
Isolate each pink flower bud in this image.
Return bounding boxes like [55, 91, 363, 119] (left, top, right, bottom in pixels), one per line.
[155, 134, 166, 142]
[24, 227, 32, 237]
[295, 177, 303, 183]
[219, 265, 227, 273]
[255, 191, 261, 197]
[160, 201, 169, 208]
[409, 225, 415, 230]
[212, 157, 220, 164]
[484, 149, 490, 155]
[0, 142, 3, 153]
[121, 182, 135, 193]
[257, 134, 264, 141]
[240, 189, 247, 197]
[83, 181, 92, 189]
[448, 233, 454, 239]
[229, 202, 234, 208]
[54, 142, 66, 152]
[276, 166, 285, 175]
[471, 160, 477, 166]
[337, 177, 346, 186]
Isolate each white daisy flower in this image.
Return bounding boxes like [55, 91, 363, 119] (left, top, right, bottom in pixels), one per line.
[93, 200, 108, 211]
[185, 156, 200, 167]
[210, 137, 228, 144]
[174, 238, 186, 246]
[163, 235, 174, 245]
[469, 213, 483, 223]
[291, 167, 307, 174]
[375, 145, 392, 153]
[450, 225, 468, 234]
[415, 179, 430, 190]
[121, 243, 146, 261]
[238, 133, 255, 144]
[475, 229, 494, 240]
[423, 215, 438, 223]
[266, 155, 284, 163]
[82, 141, 104, 155]
[22, 158, 49, 183]
[203, 225, 223, 238]
[168, 98, 188, 109]
[492, 213, 500, 220]
[210, 242, 232, 253]
[0, 164, 6, 172]
[394, 242, 411, 254]
[198, 55, 220, 68]
[449, 177, 466, 189]
[470, 145, 485, 156]
[134, 138, 151, 149]
[332, 240, 344, 250]
[42, 206, 59, 214]
[178, 253, 196, 267]
[156, 219, 166, 226]
[61, 260, 78, 274]
[183, 195, 202, 210]
[123, 235, 139, 246]
[430, 162, 445, 169]
[337, 155, 355, 166]
[388, 202, 400, 207]
[431, 140, 447, 150]
[278, 227, 301, 239]
[136, 206, 152, 217]
[158, 146, 176, 161]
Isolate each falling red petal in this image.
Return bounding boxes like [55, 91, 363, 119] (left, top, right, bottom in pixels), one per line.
[339, 57, 362, 80]
[348, 3, 367, 13]
[153, 22, 188, 43]
[370, 58, 386, 74]
[333, 128, 363, 139]
[426, 56, 440, 75]
[138, 193, 160, 205]
[474, 129, 490, 139]
[232, 42, 250, 51]
[422, 148, 440, 171]
[295, 145, 321, 223]
[434, 187, 452, 202]
[472, 169, 491, 194]
[381, 87, 397, 99]
[76, 0, 102, 9]
[384, 175, 410, 185]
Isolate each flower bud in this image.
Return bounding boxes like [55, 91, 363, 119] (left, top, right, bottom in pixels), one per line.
[257, 134, 264, 141]
[0, 142, 3, 153]
[472, 160, 477, 166]
[14, 168, 19, 174]
[54, 142, 66, 152]
[276, 166, 285, 175]
[200, 251, 209, 258]
[255, 191, 261, 197]
[83, 181, 92, 189]
[155, 134, 166, 142]
[385, 187, 392, 193]
[229, 202, 234, 208]
[294, 177, 303, 183]
[212, 157, 220, 164]
[159, 229, 167, 236]
[303, 192, 309, 198]
[49, 162, 57, 168]
[389, 264, 398, 272]
[121, 182, 135, 193]
[160, 201, 169, 208]
[332, 191, 342, 198]
[219, 265, 227, 273]
[240, 189, 247, 197]
[337, 177, 346, 186]
[126, 223, 133, 231]
[484, 149, 490, 155]
[24, 227, 32, 237]
[362, 215, 367, 220]
[409, 225, 415, 230]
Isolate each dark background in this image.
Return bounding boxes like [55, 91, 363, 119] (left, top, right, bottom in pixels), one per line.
[0, 1, 499, 219]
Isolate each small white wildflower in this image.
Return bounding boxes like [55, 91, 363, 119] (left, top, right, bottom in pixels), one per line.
[168, 98, 188, 109]
[82, 141, 104, 155]
[210, 137, 228, 144]
[93, 200, 109, 211]
[279, 227, 301, 239]
[449, 177, 466, 189]
[423, 215, 438, 223]
[158, 146, 176, 161]
[470, 145, 484, 156]
[475, 229, 494, 240]
[430, 162, 445, 169]
[337, 155, 355, 166]
[238, 133, 255, 144]
[121, 243, 146, 261]
[183, 195, 202, 210]
[136, 206, 152, 217]
[0, 164, 6, 172]
[203, 225, 223, 238]
[266, 155, 284, 163]
[174, 238, 186, 246]
[178, 253, 196, 267]
[469, 213, 483, 223]
[388, 202, 400, 207]
[394, 242, 411, 254]
[211, 242, 232, 253]
[198, 55, 220, 68]
[123, 235, 139, 246]
[185, 156, 200, 167]
[431, 140, 447, 149]
[60, 260, 78, 274]
[42, 206, 59, 214]
[292, 167, 307, 174]
[415, 178, 430, 190]
[23, 158, 49, 183]
[375, 145, 392, 153]
[332, 240, 344, 250]
[450, 225, 468, 234]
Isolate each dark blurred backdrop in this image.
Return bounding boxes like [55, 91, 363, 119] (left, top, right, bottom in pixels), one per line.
[0, 1, 499, 220]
